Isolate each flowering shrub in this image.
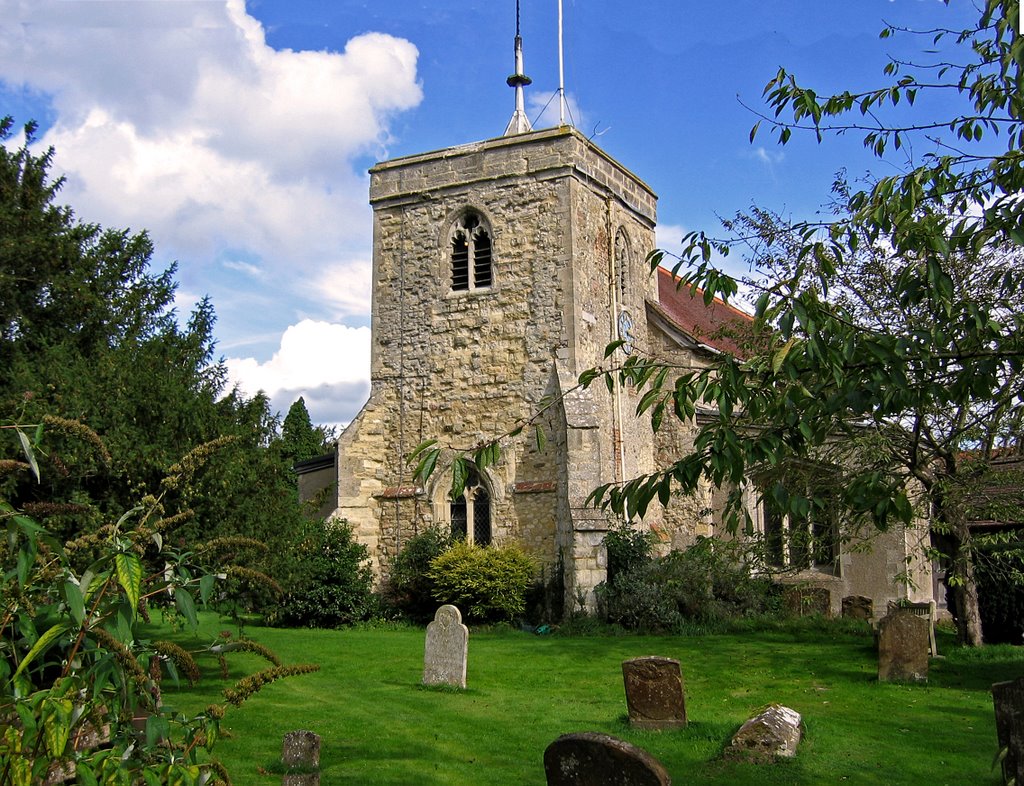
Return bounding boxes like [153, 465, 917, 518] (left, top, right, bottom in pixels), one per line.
[0, 420, 318, 785]
[429, 541, 537, 622]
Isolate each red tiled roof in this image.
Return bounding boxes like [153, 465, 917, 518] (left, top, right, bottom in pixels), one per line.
[655, 266, 753, 355]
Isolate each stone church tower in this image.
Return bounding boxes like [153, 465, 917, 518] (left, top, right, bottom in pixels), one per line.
[301, 18, 936, 619]
[333, 124, 666, 611]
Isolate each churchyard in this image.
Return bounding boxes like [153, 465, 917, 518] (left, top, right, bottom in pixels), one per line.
[152, 612, 1022, 785]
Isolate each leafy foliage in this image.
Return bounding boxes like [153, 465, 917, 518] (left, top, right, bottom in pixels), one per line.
[596, 538, 780, 633]
[603, 522, 656, 585]
[0, 423, 317, 785]
[280, 397, 333, 464]
[0, 117, 333, 618]
[584, 2, 1024, 646]
[428, 541, 538, 622]
[383, 528, 455, 623]
[272, 520, 375, 628]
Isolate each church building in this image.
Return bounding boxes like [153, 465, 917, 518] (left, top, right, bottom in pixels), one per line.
[300, 20, 936, 619]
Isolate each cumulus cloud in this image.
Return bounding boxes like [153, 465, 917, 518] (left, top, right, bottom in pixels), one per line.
[225, 320, 371, 427]
[0, 0, 421, 426]
[528, 90, 587, 132]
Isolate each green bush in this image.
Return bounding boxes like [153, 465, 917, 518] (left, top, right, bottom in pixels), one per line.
[383, 527, 454, 622]
[596, 537, 780, 633]
[274, 520, 375, 627]
[603, 522, 655, 584]
[429, 541, 538, 622]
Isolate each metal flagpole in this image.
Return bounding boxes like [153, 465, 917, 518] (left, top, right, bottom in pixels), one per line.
[558, 0, 566, 125]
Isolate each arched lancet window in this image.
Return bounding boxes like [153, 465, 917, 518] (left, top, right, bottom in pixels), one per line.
[614, 227, 631, 302]
[449, 465, 492, 546]
[450, 211, 493, 292]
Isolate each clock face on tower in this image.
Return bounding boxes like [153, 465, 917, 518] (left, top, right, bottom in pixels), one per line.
[617, 309, 635, 355]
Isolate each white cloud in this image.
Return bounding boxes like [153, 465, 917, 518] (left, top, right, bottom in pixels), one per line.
[0, 0, 421, 416]
[225, 319, 371, 426]
[528, 90, 587, 133]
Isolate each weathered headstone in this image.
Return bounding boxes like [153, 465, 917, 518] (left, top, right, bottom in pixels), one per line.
[725, 704, 803, 761]
[622, 656, 687, 729]
[282, 730, 320, 786]
[841, 595, 873, 621]
[992, 677, 1024, 785]
[543, 732, 671, 786]
[782, 586, 832, 617]
[423, 604, 469, 689]
[877, 609, 930, 682]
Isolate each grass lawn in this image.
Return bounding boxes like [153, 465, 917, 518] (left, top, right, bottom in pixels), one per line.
[149, 614, 1023, 786]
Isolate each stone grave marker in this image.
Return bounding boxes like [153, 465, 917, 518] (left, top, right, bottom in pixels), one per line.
[622, 656, 687, 729]
[543, 732, 671, 786]
[782, 586, 832, 617]
[992, 677, 1024, 785]
[725, 704, 803, 762]
[423, 604, 469, 689]
[877, 609, 930, 682]
[281, 730, 320, 786]
[841, 595, 873, 621]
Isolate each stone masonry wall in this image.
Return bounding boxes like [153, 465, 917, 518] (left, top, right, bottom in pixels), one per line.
[335, 128, 660, 606]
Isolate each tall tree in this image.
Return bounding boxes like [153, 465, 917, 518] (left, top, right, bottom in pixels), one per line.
[609, 1, 1024, 646]
[0, 117, 313, 583]
[280, 396, 332, 463]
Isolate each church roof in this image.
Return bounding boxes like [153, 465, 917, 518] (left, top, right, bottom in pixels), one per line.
[655, 266, 753, 356]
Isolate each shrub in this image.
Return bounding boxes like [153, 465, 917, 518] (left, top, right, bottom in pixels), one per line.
[429, 541, 538, 622]
[274, 520, 375, 627]
[597, 537, 779, 632]
[603, 522, 655, 584]
[383, 527, 454, 622]
[1, 422, 317, 785]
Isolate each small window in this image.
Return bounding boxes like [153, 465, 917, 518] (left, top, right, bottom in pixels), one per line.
[450, 212, 493, 292]
[759, 480, 839, 573]
[448, 465, 491, 546]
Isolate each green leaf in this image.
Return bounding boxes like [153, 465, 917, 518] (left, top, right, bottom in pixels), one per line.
[199, 573, 216, 605]
[42, 697, 73, 757]
[15, 428, 40, 483]
[64, 579, 86, 627]
[14, 622, 69, 678]
[115, 551, 143, 614]
[175, 588, 198, 628]
[145, 713, 170, 748]
[772, 337, 796, 374]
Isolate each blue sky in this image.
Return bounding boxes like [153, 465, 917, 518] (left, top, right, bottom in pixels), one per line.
[0, 0, 983, 427]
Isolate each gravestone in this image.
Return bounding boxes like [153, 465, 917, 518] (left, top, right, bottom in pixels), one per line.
[877, 609, 929, 682]
[423, 604, 469, 689]
[992, 677, 1024, 785]
[841, 595, 873, 621]
[725, 704, 803, 761]
[543, 732, 671, 786]
[622, 656, 687, 729]
[282, 730, 320, 786]
[782, 586, 832, 617]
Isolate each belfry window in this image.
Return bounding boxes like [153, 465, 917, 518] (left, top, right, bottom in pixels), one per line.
[450, 212, 493, 292]
[450, 466, 492, 546]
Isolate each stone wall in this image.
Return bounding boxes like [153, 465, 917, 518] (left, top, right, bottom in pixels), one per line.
[333, 127, 666, 608]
